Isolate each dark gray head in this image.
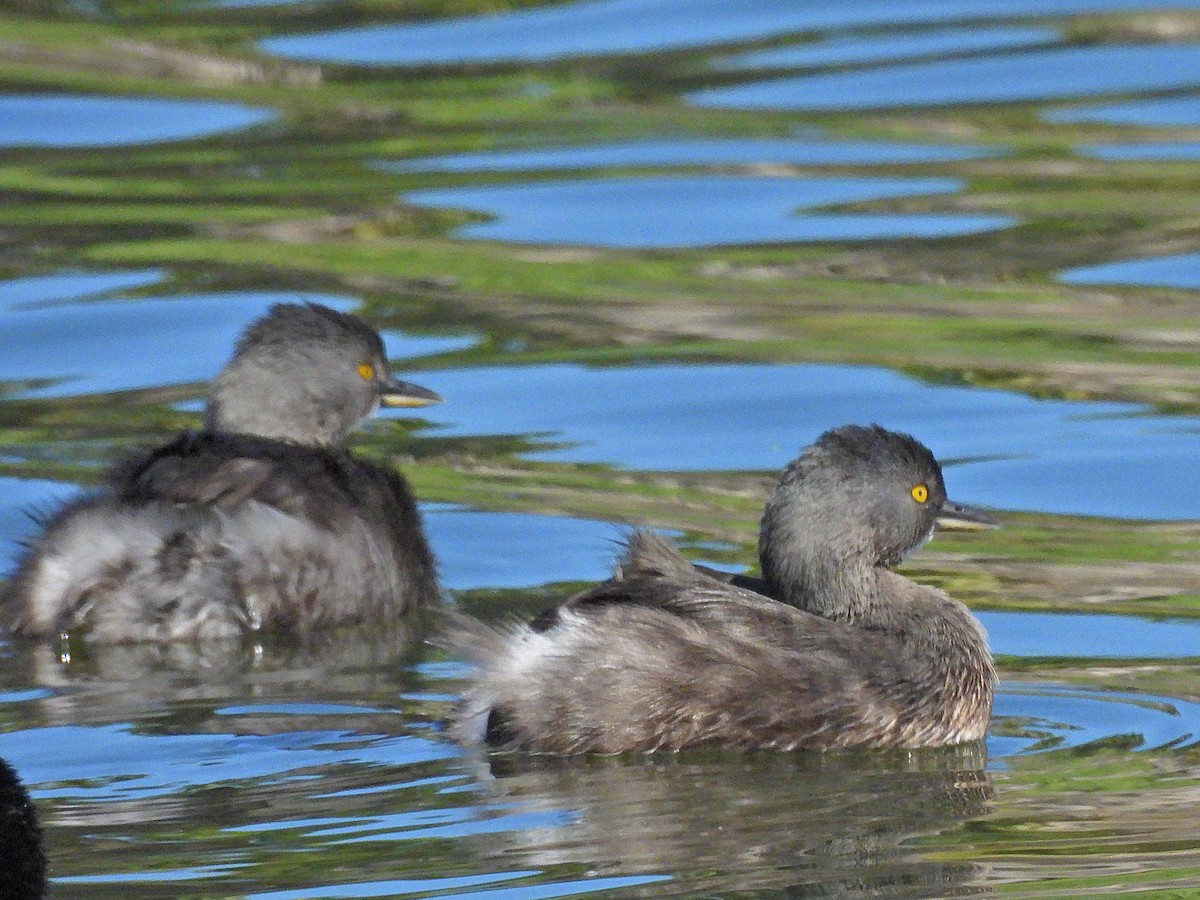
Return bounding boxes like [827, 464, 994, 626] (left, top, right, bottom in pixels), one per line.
[205, 303, 442, 446]
[760, 424, 995, 617]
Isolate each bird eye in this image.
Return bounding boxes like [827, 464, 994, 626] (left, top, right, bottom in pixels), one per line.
[911, 484, 929, 503]
[356, 363, 375, 381]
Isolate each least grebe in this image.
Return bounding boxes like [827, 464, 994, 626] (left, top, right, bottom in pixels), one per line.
[451, 425, 997, 753]
[7, 302, 443, 643]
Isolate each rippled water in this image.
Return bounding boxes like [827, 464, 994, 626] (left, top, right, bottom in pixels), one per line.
[0, 95, 273, 148]
[410, 361, 1199, 519]
[689, 44, 1200, 110]
[382, 136, 1000, 172]
[403, 175, 1012, 247]
[715, 25, 1062, 70]
[5, 0, 1200, 896]
[1060, 251, 1200, 290]
[260, 0, 1200, 65]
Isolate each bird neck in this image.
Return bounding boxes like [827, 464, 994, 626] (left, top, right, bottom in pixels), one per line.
[204, 396, 346, 448]
[760, 521, 884, 623]
[763, 539, 995, 738]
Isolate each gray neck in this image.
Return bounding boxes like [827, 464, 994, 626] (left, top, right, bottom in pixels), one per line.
[759, 505, 884, 624]
[204, 384, 359, 447]
[203, 402, 338, 446]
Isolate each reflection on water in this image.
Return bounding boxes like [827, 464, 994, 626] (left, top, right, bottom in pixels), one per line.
[384, 135, 999, 173]
[424, 505, 619, 591]
[409, 361, 1199, 519]
[1080, 142, 1200, 161]
[403, 174, 1012, 247]
[690, 44, 1200, 110]
[0, 628, 1195, 897]
[466, 749, 991, 898]
[1060, 251, 1200, 290]
[260, 0, 1200, 66]
[716, 25, 1061, 71]
[981, 611, 1200, 660]
[0, 279, 473, 398]
[995, 683, 1200, 753]
[0, 269, 166, 308]
[1045, 93, 1200, 126]
[8, 0, 1200, 894]
[0, 94, 274, 148]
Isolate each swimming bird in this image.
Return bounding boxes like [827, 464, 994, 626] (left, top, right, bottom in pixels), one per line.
[451, 425, 997, 753]
[6, 302, 443, 643]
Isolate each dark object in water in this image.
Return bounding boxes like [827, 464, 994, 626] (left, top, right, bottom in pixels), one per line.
[450, 424, 997, 753]
[0, 757, 45, 899]
[6, 302, 443, 643]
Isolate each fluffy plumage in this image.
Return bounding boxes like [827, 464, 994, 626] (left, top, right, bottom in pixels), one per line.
[5, 303, 442, 643]
[449, 425, 996, 754]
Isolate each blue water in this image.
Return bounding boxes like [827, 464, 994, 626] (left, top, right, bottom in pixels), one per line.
[259, 0, 1200, 66]
[0, 269, 167, 307]
[423, 505, 621, 590]
[404, 361, 1199, 520]
[1045, 93, 1200, 126]
[383, 136, 1000, 173]
[994, 683, 1200, 753]
[690, 44, 1200, 110]
[0, 285, 472, 398]
[0, 478, 81, 563]
[716, 26, 1061, 71]
[982, 611, 1200, 659]
[1080, 142, 1200, 161]
[1060, 252, 1200, 289]
[403, 174, 1012, 247]
[0, 94, 274, 148]
[8, 1, 1200, 895]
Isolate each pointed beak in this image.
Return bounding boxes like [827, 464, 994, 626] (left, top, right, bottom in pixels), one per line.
[936, 498, 1000, 532]
[379, 377, 443, 409]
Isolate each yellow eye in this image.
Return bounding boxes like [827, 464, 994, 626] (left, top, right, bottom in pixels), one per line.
[911, 485, 929, 503]
[356, 363, 375, 381]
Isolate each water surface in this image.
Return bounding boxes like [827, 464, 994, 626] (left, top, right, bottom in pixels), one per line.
[716, 26, 1061, 71]
[8, 1, 1200, 896]
[1060, 251, 1200, 290]
[409, 361, 1199, 519]
[423, 505, 619, 590]
[1045, 93, 1200, 126]
[0, 94, 274, 148]
[690, 44, 1200, 110]
[0, 638, 1195, 897]
[260, 0, 1200, 66]
[1080, 142, 1200, 161]
[0, 288, 470, 398]
[385, 136, 998, 173]
[981, 611, 1200, 659]
[403, 175, 1011, 247]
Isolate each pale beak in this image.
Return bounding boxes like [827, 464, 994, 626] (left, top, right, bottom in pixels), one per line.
[379, 377, 443, 408]
[936, 499, 1000, 531]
